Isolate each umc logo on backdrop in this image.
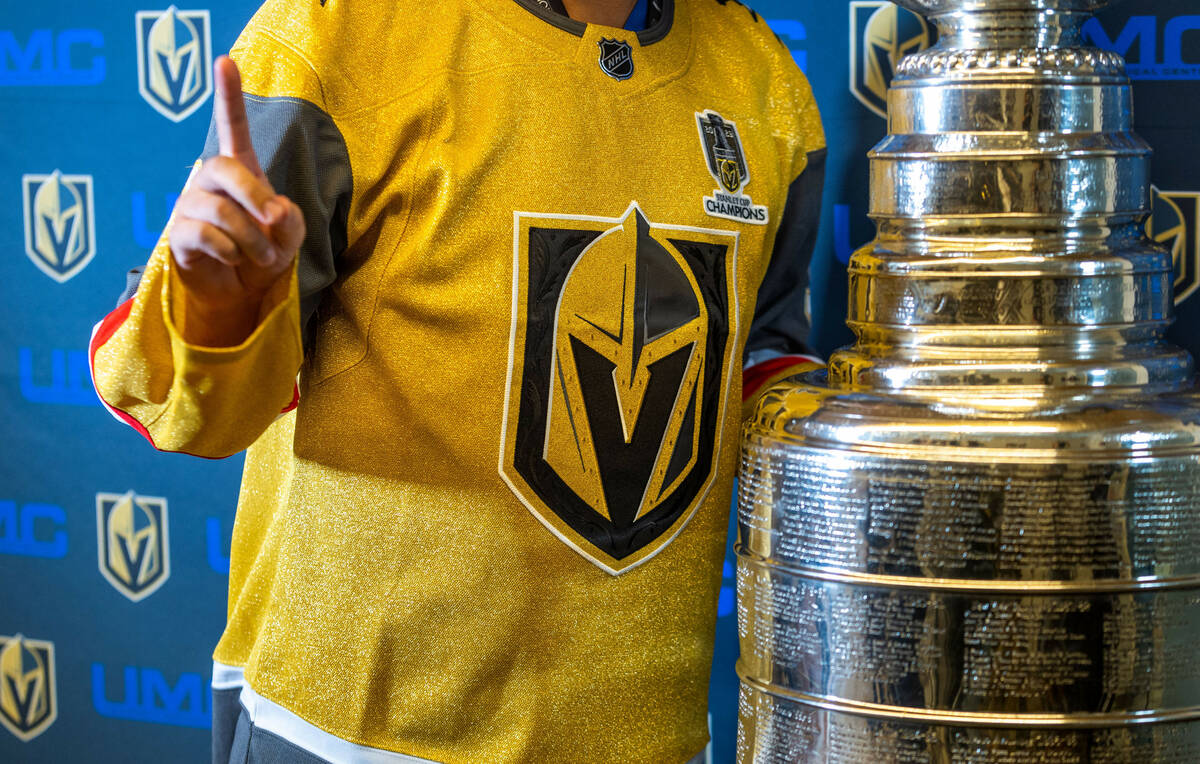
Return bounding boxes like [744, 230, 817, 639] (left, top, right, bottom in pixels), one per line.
[0, 634, 56, 742]
[850, 2, 933, 118]
[136, 7, 212, 122]
[0, 28, 105, 86]
[22, 171, 96, 283]
[0, 501, 68, 559]
[1083, 15, 1200, 81]
[92, 664, 210, 728]
[19, 347, 100, 406]
[1148, 186, 1200, 305]
[96, 491, 171, 602]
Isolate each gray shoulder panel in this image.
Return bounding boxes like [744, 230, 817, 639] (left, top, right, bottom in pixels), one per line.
[744, 147, 827, 363]
[117, 266, 146, 306]
[201, 94, 353, 345]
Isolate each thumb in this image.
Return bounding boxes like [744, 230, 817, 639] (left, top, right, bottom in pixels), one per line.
[213, 56, 265, 178]
[265, 197, 307, 266]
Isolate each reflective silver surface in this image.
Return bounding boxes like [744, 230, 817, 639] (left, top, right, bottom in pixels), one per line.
[737, 0, 1200, 760]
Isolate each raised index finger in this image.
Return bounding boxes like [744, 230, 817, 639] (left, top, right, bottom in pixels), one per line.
[213, 56, 264, 178]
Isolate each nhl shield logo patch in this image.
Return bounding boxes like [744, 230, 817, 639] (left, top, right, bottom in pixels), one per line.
[96, 491, 171, 601]
[598, 38, 634, 81]
[22, 171, 97, 283]
[136, 7, 213, 122]
[1148, 186, 1200, 305]
[850, 1, 933, 118]
[502, 203, 740, 574]
[0, 634, 56, 742]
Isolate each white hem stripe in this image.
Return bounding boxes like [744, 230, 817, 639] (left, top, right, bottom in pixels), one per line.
[237, 681, 440, 764]
[215, 661, 703, 764]
[211, 662, 245, 691]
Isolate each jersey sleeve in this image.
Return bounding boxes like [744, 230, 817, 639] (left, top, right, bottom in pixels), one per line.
[89, 26, 352, 458]
[742, 67, 827, 415]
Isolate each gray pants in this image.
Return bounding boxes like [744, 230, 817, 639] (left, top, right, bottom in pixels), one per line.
[214, 686, 328, 764]
[213, 687, 709, 764]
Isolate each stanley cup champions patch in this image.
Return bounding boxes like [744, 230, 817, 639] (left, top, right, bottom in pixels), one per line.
[696, 111, 768, 225]
[501, 203, 740, 574]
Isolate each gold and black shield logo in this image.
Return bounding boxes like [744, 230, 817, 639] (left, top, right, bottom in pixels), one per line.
[719, 160, 741, 194]
[96, 491, 170, 601]
[0, 634, 56, 742]
[502, 203, 739, 574]
[136, 8, 213, 122]
[850, 1, 933, 118]
[22, 171, 97, 283]
[1148, 186, 1200, 305]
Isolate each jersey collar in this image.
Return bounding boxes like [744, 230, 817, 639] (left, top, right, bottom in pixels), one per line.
[511, 0, 675, 46]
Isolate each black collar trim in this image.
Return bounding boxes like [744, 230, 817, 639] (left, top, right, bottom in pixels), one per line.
[511, 0, 676, 46]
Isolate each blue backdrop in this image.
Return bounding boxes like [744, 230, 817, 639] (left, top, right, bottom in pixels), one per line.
[2, 2, 1197, 761]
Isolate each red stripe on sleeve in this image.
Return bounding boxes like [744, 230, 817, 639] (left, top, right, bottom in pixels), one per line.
[89, 297, 160, 448]
[90, 297, 300, 456]
[742, 354, 822, 402]
[281, 383, 300, 414]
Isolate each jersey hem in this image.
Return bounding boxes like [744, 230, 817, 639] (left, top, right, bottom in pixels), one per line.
[237, 680, 442, 763]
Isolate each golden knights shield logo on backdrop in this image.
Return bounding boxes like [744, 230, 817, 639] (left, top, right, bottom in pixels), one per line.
[22, 171, 97, 283]
[96, 491, 171, 601]
[136, 7, 213, 122]
[0, 634, 56, 742]
[1148, 186, 1200, 305]
[502, 203, 740, 574]
[850, 1, 933, 118]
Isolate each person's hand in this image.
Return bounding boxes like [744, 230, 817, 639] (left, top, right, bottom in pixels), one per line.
[168, 55, 305, 346]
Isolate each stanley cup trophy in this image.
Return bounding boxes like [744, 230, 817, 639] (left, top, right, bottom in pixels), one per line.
[737, 0, 1200, 760]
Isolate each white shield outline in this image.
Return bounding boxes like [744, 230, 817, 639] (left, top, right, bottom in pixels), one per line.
[849, 1, 932, 120]
[22, 172, 97, 284]
[1149, 186, 1200, 305]
[135, 7, 213, 123]
[0, 635, 57, 743]
[500, 201, 742, 575]
[96, 491, 172, 602]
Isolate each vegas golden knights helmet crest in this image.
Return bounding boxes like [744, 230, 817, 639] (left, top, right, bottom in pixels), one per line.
[0, 635, 56, 742]
[136, 7, 213, 122]
[850, 2, 932, 118]
[1148, 186, 1200, 305]
[502, 204, 739, 574]
[96, 491, 171, 601]
[22, 171, 97, 283]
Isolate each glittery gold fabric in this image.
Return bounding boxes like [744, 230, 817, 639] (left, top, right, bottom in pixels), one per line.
[92, 0, 824, 760]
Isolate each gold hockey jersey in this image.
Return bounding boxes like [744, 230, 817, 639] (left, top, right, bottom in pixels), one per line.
[91, 0, 825, 760]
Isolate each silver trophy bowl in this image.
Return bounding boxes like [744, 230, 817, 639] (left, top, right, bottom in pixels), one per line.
[736, 0, 1200, 760]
